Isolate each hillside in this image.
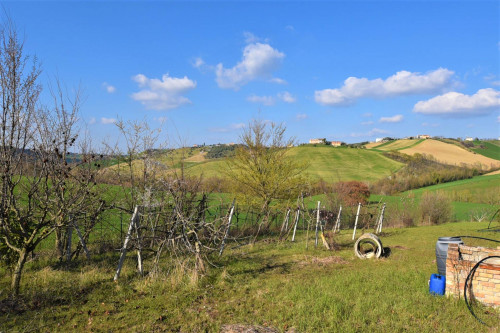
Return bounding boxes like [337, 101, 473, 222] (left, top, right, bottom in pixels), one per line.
[367, 139, 423, 151]
[180, 145, 403, 183]
[399, 139, 500, 169]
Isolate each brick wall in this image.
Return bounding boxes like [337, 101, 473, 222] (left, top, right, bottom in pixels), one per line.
[445, 244, 500, 308]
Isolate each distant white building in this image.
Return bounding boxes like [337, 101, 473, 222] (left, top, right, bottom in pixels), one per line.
[309, 138, 326, 144]
[375, 138, 384, 143]
[465, 137, 474, 142]
[330, 141, 343, 147]
[418, 134, 431, 139]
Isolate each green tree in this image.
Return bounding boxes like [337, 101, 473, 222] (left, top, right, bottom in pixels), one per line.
[226, 119, 307, 229]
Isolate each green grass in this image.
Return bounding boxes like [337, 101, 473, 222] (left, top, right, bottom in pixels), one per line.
[287, 146, 403, 182]
[369, 139, 425, 152]
[470, 140, 500, 160]
[1, 222, 498, 332]
[180, 145, 404, 183]
[370, 174, 500, 221]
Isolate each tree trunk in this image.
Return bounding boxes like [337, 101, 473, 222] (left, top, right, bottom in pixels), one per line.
[55, 227, 66, 260]
[11, 248, 28, 296]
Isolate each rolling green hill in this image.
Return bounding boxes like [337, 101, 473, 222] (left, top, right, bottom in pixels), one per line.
[181, 145, 403, 183]
[470, 140, 500, 160]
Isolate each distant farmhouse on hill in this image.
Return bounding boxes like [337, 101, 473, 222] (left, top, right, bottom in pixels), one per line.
[330, 141, 343, 147]
[309, 138, 326, 144]
[417, 134, 431, 139]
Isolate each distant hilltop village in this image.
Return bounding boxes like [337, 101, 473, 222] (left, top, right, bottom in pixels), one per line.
[308, 135, 482, 147]
[189, 135, 485, 149]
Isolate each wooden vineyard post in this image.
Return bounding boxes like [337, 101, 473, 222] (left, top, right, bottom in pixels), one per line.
[114, 206, 139, 281]
[135, 209, 143, 277]
[280, 208, 291, 237]
[219, 199, 236, 256]
[333, 205, 342, 233]
[291, 208, 300, 242]
[315, 201, 320, 247]
[376, 203, 386, 234]
[352, 203, 362, 240]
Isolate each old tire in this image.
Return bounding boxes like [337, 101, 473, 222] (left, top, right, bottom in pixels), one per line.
[354, 233, 383, 259]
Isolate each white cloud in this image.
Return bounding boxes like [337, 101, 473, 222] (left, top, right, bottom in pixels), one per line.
[269, 77, 287, 85]
[131, 73, 196, 110]
[278, 91, 296, 103]
[379, 114, 403, 123]
[247, 91, 297, 105]
[361, 121, 374, 126]
[209, 123, 246, 133]
[350, 128, 389, 138]
[102, 82, 116, 93]
[413, 88, 500, 116]
[215, 42, 285, 90]
[89, 117, 96, 125]
[192, 57, 205, 69]
[247, 94, 276, 106]
[101, 117, 116, 125]
[296, 113, 307, 120]
[491, 81, 500, 87]
[315, 68, 455, 106]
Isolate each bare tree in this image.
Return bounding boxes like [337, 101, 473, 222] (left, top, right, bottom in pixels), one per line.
[0, 22, 104, 295]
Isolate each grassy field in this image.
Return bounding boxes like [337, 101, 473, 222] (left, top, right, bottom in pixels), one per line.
[368, 139, 424, 152]
[1, 222, 498, 332]
[369, 174, 500, 222]
[180, 145, 404, 183]
[470, 140, 500, 161]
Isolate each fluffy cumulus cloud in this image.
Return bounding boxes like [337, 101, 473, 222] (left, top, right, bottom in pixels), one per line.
[379, 114, 404, 123]
[315, 68, 455, 106]
[215, 42, 285, 90]
[131, 74, 196, 110]
[413, 88, 500, 116]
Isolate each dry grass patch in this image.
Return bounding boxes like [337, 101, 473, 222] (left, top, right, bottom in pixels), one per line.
[185, 151, 207, 162]
[401, 139, 500, 169]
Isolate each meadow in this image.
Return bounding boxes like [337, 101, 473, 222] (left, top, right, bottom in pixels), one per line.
[1, 222, 498, 332]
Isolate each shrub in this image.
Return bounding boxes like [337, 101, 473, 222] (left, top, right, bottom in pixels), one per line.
[334, 181, 370, 207]
[419, 191, 452, 225]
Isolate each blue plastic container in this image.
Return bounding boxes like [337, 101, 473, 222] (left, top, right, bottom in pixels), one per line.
[429, 274, 446, 296]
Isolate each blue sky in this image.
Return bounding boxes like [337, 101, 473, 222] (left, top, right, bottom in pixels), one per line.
[6, 1, 500, 147]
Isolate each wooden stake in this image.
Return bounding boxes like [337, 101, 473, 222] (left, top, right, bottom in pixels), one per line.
[114, 206, 139, 281]
[352, 203, 361, 240]
[333, 205, 342, 233]
[376, 203, 386, 234]
[291, 208, 300, 242]
[135, 209, 143, 277]
[315, 201, 320, 247]
[219, 198, 235, 256]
